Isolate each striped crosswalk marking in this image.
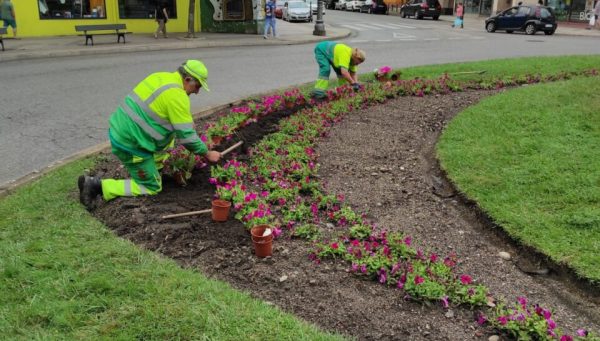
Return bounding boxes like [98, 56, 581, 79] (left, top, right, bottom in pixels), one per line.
[340, 22, 416, 31]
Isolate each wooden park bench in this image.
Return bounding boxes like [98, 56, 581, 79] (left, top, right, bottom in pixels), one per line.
[0, 27, 6, 51]
[75, 24, 130, 46]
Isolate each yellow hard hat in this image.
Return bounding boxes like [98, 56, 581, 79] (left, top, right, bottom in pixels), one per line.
[183, 60, 210, 91]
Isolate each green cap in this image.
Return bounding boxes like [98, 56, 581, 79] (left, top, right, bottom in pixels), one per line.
[183, 59, 210, 91]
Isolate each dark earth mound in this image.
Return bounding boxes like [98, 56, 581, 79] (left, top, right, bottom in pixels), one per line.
[90, 89, 600, 340]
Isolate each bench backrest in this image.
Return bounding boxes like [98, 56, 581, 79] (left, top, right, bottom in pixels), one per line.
[0, 27, 7, 35]
[75, 24, 126, 32]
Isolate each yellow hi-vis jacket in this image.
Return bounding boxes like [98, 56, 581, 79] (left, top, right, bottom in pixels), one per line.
[108, 71, 207, 157]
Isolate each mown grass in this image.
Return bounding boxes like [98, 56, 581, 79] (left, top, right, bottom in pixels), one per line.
[437, 76, 600, 282]
[0, 159, 347, 340]
[2, 55, 600, 339]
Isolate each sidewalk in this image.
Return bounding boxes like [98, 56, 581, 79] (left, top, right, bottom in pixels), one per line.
[0, 21, 350, 62]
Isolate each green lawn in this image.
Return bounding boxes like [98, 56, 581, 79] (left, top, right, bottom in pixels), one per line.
[2, 55, 600, 338]
[437, 76, 600, 282]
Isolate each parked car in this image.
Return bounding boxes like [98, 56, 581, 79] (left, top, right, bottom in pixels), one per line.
[283, 1, 312, 22]
[345, 0, 365, 11]
[275, 0, 285, 18]
[485, 5, 557, 35]
[334, 0, 349, 9]
[359, 0, 388, 14]
[400, 0, 441, 19]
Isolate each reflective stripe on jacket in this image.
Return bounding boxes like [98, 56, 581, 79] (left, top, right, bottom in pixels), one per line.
[108, 71, 207, 157]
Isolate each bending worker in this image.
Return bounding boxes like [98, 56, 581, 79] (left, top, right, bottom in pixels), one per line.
[312, 41, 366, 99]
[78, 60, 221, 210]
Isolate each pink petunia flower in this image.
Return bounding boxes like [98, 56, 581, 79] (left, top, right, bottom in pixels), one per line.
[477, 313, 487, 325]
[330, 242, 338, 250]
[560, 336, 573, 341]
[459, 274, 472, 285]
[440, 296, 449, 309]
[497, 316, 508, 326]
[414, 276, 424, 285]
[577, 329, 588, 337]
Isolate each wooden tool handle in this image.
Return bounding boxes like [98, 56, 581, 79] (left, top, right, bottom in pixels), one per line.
[220, 141, 243, 156]
[161, 208, 212, 219]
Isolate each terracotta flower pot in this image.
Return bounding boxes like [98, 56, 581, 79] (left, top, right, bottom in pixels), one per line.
[211, 199, 231, 222]
[250, 225, 273, 257]
[173, 171, 187, 187]
[211, 136, 223, 145]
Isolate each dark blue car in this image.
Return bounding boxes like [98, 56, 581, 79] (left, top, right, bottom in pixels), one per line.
[485, 5, 557, 35]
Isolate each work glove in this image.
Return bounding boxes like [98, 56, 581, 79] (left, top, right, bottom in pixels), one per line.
[352, 83, 361, 91]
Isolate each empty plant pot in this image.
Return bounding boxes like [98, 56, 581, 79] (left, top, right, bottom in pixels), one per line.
[211, 199, 231, 222]
[250, 225, 273, 258]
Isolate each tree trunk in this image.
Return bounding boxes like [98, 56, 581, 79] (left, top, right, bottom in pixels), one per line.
[186, 0, 196, 38]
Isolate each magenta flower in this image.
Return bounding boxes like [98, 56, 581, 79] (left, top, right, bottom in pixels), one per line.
[209, 177, 218, 185]
[403, 236, 412, 246]
[577, 329, 588, 337]
[360, 264, 367, 273]
[459, 274, 472, 285]
[440, 296, 449, 309]
[378, 269, 387, 284]
[547, 319, 556, 330]
[477, 313, 487, 325]
[429, 253, 438, 263]
[414, 276, 424, 285]
[330, 242, 338, 250]
[272, 227, 282, 238]
[351, 263, 359, 272]
[560, 336, 573, 341]
[517, 296, 528, 308]
[497, 316, 508, 326]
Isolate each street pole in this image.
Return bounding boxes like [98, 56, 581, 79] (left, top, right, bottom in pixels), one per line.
[313, 0, 326, 36]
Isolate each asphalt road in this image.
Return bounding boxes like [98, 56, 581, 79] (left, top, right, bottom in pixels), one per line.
[2, 11, 600, 187]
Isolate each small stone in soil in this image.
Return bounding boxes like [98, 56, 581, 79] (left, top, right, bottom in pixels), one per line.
[279, 275, 288, 282]
[498, 251, 511, 260]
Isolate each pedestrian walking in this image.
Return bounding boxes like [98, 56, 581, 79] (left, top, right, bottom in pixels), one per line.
[78, 60, 221, 210]
[311, 41, 366, 99]
[154, 2, 169, 38]
[1, 0, 17, 38]
[263, 0, 277, 38]
[593, 0, 600, 29]
[452, 2, 464, 28]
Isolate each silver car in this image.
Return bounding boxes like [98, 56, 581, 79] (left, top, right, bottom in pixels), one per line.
[283, 1, 312, 22]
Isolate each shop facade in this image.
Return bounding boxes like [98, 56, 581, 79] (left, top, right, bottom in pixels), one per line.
[12, 0, 264, 37]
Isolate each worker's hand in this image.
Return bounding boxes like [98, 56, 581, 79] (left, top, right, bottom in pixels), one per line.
[352, 83, 361, 91]
[206, 151, 221, 163]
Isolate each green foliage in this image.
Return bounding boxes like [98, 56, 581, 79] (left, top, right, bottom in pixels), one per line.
[349, 223, 372, 240]
[292, 224, 321, 241]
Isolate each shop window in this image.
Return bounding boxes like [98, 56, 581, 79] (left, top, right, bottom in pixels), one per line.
[38, 0, 106, 19]
[118, 0, 177, 19]
[224, 0, 245, 20]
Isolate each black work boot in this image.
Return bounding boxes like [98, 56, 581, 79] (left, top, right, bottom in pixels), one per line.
[78, 175, 102, 210]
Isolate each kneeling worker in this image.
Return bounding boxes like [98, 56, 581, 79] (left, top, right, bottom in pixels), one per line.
[78, 60, 221, 210]
[312, 41, 366, 99]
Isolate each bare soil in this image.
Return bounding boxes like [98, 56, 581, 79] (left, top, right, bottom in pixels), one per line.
[91, 89, 600, 340]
